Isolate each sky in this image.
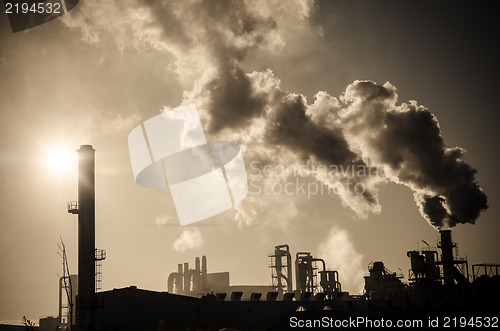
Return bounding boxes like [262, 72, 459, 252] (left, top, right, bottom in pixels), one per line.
[1, 0, 499, 325]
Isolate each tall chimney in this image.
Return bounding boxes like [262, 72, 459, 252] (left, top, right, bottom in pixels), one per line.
[184, 262, 190, 293]
[177, 264, 183, 293]
[195, 257, 201, 292]
[201, 256, 207, 292]
[77, 145, 95, 331]
[439, 230, 455, 287]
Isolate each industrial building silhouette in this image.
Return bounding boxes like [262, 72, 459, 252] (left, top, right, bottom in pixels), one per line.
[7, 145, 497, 331]
[54, 231, 498, 331]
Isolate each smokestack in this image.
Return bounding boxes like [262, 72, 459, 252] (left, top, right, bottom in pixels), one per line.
[202, 256, 207, 292]
[77, 145, 95, 331]
[183, 262, 190, 293]
[195, 257, 201, 292]
[439, 230, 455, 287]
[177, 264, 183, 293]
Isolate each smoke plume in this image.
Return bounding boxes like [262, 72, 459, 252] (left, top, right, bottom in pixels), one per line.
[64, 0, 488, 229]
[340, 81, 488, 228]
[318, 227, 364, 293]
[173, 228, 203, 252]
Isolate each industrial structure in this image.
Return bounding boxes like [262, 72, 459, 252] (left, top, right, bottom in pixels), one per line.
[23, 145, 499, 330]
[59, 274, 78, 329]
[363, 261, 405, 300]
[269, 245, 292, 295]
[166, 246, 344, 302]
[166, 256, 274, 300]
[61, 145, 106, 331]
[84, 231, 498, 330]
[403, 230, 471, 301]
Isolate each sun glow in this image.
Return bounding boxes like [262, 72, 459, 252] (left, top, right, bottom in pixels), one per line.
[45, 148, 75, 173]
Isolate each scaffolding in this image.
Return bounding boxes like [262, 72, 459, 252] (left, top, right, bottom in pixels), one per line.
[57, 238, 75, 331]
[473, 264, 500, 279]
[269, 244, 292, 294]
[95, 248, 106, 290]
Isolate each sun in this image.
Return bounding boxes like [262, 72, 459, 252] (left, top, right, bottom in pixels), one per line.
[45, 148, 75, 173]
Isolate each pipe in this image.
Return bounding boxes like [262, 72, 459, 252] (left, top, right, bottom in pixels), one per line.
[286, 248, 292, 292]
[59, 277, 62, 325]
[275, 247, 283, 293]
[184, 270, 196, 294]
[312, 258, 326, 271]
[195, 257, 201, 292]
[295, 252, 316, 293]
[202, 256, 207, 292]
[331, 270, 341, 292]
[177, 264, 183, 293]
[195, 257, 200, 272]
[167, 273, 178, 293]
[183, 262, 190, 293]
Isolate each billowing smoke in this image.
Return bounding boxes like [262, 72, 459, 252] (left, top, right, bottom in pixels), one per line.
[339, 81, 488, 228]
[318, 227, 364, 293]
[173, 228, 203, 252]
[201, 72, 489, 229]
[64, 0, 487, 229]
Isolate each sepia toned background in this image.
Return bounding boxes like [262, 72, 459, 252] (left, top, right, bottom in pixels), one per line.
[0, 0, 498, 324]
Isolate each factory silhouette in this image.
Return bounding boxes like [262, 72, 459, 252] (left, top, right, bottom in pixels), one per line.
[4, 145, 498, 331]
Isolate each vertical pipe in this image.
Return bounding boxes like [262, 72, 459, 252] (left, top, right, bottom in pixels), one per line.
[177, 264, 183, 293]
[275, 247, 283, 294]
[59, 277, 62, 325]
[295, 256, 301, 293]
[195, 257, 201, 292]
[184, 262, 190, 293]
[77, 145, 95, 331]
[286, 248, 292, 293]
[202, 256, 207, 292]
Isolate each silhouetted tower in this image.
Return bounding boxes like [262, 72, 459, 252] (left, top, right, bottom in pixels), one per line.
[437, 230, 470, 296]
[295, 252, 323, 294]
[439, 230, 454, 288]
[201, 256, 207, 292]
[269, 245, 292, 294]
[77, 145, 95, 331]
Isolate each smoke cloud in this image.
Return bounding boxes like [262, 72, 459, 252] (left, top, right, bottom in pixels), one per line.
[197, 70, 488, 229]
[64, 0, 488, 229]
[173, 228, 203, 252]
[155, 214, 173, 226]
[339, 81, 488, 228]
[318, 227, 364, 294]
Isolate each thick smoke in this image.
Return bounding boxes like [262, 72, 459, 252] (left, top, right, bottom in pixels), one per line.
[339, 81, 488, 228]
[64, 0, 487, 229]
[208, 70, 488, 228]
[318, 227, 364, 293]
[140, 0, 488, 229]
[194, 66, 489, 228]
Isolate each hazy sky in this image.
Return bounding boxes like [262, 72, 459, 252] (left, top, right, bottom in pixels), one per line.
[1, 0, 499, 324]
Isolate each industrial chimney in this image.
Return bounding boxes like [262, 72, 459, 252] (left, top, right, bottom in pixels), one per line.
[439, 230, 455, 288]
[202, 256, 207, 292]
[77, 145, 95, 331]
